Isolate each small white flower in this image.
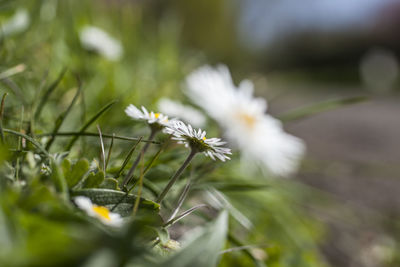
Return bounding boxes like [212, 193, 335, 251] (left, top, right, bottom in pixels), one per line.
[165, 120, 231, 161]
[74, 196, 123, 227]
[157, 98, 206, 128]
[125, 104, 169, 127]
[1, 9, 30, 38]
[185, 65, 305, 176]
[79, 26, 123, 61]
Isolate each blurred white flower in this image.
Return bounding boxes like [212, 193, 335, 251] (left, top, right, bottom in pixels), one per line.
[74, 196, 123, 227]
[157, 98, 206, 127]
[185, 65, 305, 176]
[125, 104, 169, 127]
[79, 26, 123, 61]
[1, 9, 30, 38]
[165, 120, 231, 161]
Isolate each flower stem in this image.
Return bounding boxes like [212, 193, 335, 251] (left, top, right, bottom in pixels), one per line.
[121, 129, 157, 189]
[156, 149, 197, 204]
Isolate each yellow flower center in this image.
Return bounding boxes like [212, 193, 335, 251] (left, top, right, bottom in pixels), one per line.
[202, 137, 206, 141]
[155, 113, 160, 118]
[92, 205, 111, 221]
[237, 112, 256, 129]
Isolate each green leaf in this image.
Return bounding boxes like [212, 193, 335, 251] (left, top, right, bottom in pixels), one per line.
[157, 211, 228, 267]
[71, 189, 160, 216]
[278, 96, 368, 122]
[155, 228, 170, 245]
[61, 158, 71, 175]
[63, 158, 90, 188]
[83, 171, 105, 188]
[50, 158, 69, 200]
[99, 178, 119, 190]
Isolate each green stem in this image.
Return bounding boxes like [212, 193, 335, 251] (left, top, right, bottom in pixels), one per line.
[156, 149, 197, 203]
[121, 129, 157, 188]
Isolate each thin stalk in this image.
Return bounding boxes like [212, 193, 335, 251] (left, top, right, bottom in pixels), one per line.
[156, 149, 197, 203]
[114, 137, 143, 179]
[112, 138, 170, 210]
[143, 136, 170, 175]
[167, 177, 192, 222]
[37, 131, 158, 143]
[34, 68, 67, 121]
[132, 151, 144, 216]
[65, 101, 116, 151]
[164, 204, 208, 228]
[29, 69, 49, 138]
[121, 129, 157, 189]
[45, 83, 82, 151]
[96, 125, 106, 173]
[0, 93, 8, 143]
[105, 133, 115, 171]
[3, 129, 50, 158]
[15, 106, 24, 181]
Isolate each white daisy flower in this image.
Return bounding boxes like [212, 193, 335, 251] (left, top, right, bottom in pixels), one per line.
[1, 9, 30, 38]
[164, 120, 231, 162]
[79, 26, 123, 61]
[125, 104, 169, 127]
[157, 98, 206, 128]
[185, 65, 305, 176]
[74, 196, 123, 227]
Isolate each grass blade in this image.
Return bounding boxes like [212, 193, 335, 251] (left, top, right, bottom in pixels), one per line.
[45, 81, 82, 150]
[0, 64, 25, 80]
[3, 128, 50, 158]
[167, 177, 192, 222]
[15, 106, 24, 181]
[206, 188, 253, 230]
[65, 101, 116, 151]
[105, 133, 115, 171]
[28, 70, 49, 137]
[278, 96, 368, 122]
[34, 68, 67, 121]
[37, 132, 158, 143]
[164, 204, 208, 228]
[96, 125, 106, 173]
[227, 233, 267, 267]
[143, 137, 170, 175]
[132, 151, 144, 216]
[219, 244, 267, 255]
[114, 137, 143, 179]
[0, 93, 7, 143]
[1, 78, 26, 105]
[123, 136, 170, 189]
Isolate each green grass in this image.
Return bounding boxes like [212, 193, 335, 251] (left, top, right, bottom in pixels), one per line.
[0, 1, 365, 267]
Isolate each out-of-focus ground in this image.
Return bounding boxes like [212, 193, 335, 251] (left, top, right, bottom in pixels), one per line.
[270, 89, 400, 267]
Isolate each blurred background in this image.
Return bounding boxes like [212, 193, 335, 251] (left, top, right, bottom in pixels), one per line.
[1, 0, 400, 266]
